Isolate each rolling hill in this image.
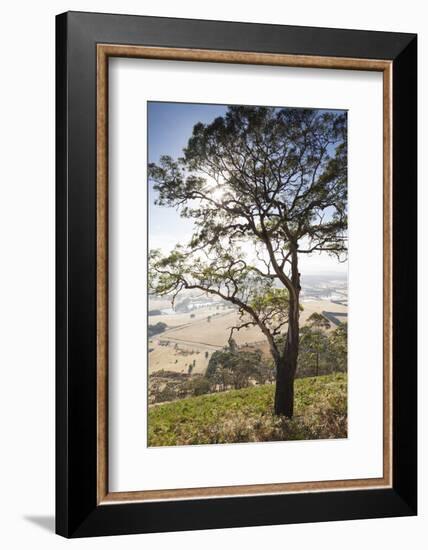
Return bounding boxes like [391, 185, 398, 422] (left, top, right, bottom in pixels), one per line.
[148, 372, 347, 446]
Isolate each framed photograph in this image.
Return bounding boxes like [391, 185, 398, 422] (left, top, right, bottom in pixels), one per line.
[56, 11, 417, 538]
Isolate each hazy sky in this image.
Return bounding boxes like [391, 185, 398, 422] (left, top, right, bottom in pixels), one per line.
[148, 101, 347, 275]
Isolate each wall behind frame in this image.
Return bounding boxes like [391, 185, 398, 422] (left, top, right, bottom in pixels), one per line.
[0, 0, 424, 549]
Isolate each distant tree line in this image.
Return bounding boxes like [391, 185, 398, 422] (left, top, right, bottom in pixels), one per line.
[148, 322, 167, 338]
[148, 309, 162, 317]
[205, 343, 274, 391]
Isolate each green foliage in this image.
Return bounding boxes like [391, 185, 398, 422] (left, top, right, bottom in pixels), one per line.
[155, 386, 178, 403]
[149, 107, 347, 253]
[148, 373, 347, 446]
[250, 287, 289, 309]
[147, 322, 168, 338]
[206, 348, 270, 389]
[298, 326, 330, 377]
[297, 322, 347, 377]
[328, 323, 348, 372]
[189, 376, 211, 396]
[307, 312, 331, 330]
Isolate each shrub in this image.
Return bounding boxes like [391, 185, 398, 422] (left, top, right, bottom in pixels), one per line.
[190, 377, 211, 396]
[148, 322, 167, 337]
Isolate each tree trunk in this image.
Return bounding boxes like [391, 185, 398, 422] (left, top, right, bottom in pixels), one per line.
[274, 252, 300, 417]
[274, 355, 296, 417]
[274, 292, 300, 417]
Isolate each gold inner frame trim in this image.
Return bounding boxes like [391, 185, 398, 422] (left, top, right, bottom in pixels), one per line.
[96, 44, 393, 505]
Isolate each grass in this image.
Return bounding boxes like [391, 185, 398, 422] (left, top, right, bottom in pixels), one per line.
[148, 372, 347, 446]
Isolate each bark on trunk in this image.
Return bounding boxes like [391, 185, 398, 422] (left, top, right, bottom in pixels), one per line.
[274, 355, 296, 417]
[274, 291, 300, 417]
[274, 250, 300, 417]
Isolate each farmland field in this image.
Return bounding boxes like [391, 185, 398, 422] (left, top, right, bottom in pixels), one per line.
[148, 299, 347, 374]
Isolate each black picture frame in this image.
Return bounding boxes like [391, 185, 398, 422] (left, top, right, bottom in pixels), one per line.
[56, 11, 417, 538]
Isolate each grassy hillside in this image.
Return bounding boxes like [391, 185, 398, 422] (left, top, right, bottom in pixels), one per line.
[148, 373, 347, 446]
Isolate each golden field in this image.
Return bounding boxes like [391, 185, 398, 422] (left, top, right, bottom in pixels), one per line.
[148, 299, 347, 375]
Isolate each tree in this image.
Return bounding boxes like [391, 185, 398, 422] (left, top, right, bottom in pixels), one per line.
[307, 312, 331, 331]
[328, 322, 348, 372]
[299, 326, 329, 377]
[190, 376, 211, 396]
[306, 312, 331, 376]
[206, 347, 264, 390]
[149, 106, 347, 417]
[211, 365, 234, 392]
